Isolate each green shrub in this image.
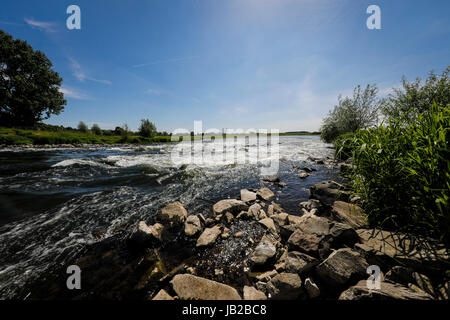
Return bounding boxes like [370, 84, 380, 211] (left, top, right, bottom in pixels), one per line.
[0, 135, 32, 145]
[338, 104, 449, 243]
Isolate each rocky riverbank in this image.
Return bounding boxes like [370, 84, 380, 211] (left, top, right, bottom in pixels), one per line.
[13, 156, 449, 301]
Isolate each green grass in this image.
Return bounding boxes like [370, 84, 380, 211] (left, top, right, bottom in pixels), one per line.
[0, 127, 172, 145]
[335, 104, 450, 243]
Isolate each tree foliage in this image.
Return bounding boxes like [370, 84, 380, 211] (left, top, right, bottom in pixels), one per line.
[138, 119, 157, 138]
[0, 30, 66, 127]
[91, 123, 102, 135]
[381, 66, 450, 122]
[320, 84, 381, 143]
[77, 121, 88, 133]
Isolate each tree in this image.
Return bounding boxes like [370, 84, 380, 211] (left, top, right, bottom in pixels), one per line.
[380, 66, 450, 122]
[138, 119, 157, 138]
[91, 123, 102, 135]
[320, 84, 381, 143]
[0, 30, 66, 127]
[78, 121, 88, 133]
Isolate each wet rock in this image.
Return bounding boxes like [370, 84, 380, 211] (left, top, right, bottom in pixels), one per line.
[339, 280, 432, 300]
[129, 221, 164, 246]
[241, 189, 257, 202]
[301, 167, 316, 173]
[158, 201, 188, 226]
[258, 218, 277, 234]
[267, 273, 302, 300]
[262, 176, 280, 183]
[184, 215, 202, 236]
[243, 286, 267, 300]
[257, 187, 275, 201]
[170, 274, 241, 300]
[196, 225, 222, 247]
[331, 201, 367, 228]
[298, 172, 309, 179]
[281, 251, 318, 274]
[212, 199, 248, 216]
[304, 278, 320, 298]
[310, 181, 351, 206]
[277, 182, 287, 188]
[316, 248, 369, 288]
[152, 289, 174, 300]
[250, 236, 277, 266]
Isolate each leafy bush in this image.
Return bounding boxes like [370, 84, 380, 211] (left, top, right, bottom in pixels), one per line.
[381, 66, 450, 122]
[138, 119, 157, 138]
[77, 121, 88, 133]
[320, 84, 381, 143]
[336, 104, 449, 243]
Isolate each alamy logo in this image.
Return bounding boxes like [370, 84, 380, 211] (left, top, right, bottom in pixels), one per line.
[366, 5, 381, 30]
[366, 265, 381, 289]
[66, 5, 81, 30]
[66, 265, 81, 290]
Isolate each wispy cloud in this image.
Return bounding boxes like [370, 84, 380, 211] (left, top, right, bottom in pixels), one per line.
[24, 18, 57, 33]
[69, 58, 112, 85]
[132, 56, 199, 68]
[59, 86, 90, 100]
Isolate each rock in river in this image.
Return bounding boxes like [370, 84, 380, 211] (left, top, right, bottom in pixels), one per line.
[171, 274, 241, 300]
[310, 181, 350, 206]
[129, 221, 164, 246]
[212, 199, 248, 216]
[241, 189, 257, 202]
[157, 201, 188, 226]
[257, 187, 275, 201]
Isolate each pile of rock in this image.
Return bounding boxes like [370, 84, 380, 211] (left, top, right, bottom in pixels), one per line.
[128, 181, 448, 301]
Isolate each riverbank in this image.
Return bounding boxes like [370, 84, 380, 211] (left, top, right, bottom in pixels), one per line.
[10, 157, 448, 301]
[0, 127, 172, 146]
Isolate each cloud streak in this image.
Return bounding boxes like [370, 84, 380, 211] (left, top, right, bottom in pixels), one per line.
[24, 18, 57, 33]
[60, 86, 90, 100]
[69, 58, 112, 85]
[132, 56, 199, 68]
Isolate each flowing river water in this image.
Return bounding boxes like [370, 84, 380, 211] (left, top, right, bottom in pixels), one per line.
[0, 135, 338, 299]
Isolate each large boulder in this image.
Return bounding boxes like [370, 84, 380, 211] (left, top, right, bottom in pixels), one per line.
[331, 201, 367, 228]
[258, 218, 277, 234]
[339, 280, 432, 300]
[212, 199, 248, 216]
[170, 274, 241, 300]
[250, 235, 278, 266]
[196, 225, 222, 247]
[158, 201, 188, 226]
[257, 187, 275, 201]
[267, 273, 303, 300]
[316, 248, 369, 288]
[356, 229, 449, 272]
[243, 286, 267, 300]
[310, 181, 351, 206]
[241, 189, 257, 202]
[184, 215, 202, 236]
[287, 230, 324, 258]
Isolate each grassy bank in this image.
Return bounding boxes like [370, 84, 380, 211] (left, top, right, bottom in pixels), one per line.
[0, 127, 172, 145]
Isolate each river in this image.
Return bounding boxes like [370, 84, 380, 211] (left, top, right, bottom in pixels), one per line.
[0, 135, 338, 299]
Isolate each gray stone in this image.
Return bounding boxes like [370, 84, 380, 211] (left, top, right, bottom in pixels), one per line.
[258, 218, 277, 234]
[250, 236, 277, 265]
[267, 273, 302, 300]
[257, 187, 275, 201]
[282, 251, 318, 274]
[332, 201, 367, 228]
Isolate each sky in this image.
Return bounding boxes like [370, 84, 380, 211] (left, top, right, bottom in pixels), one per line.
[1, 0, 449, 132]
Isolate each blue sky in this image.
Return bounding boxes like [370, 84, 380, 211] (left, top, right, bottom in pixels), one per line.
[1, 0, 449, 132]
